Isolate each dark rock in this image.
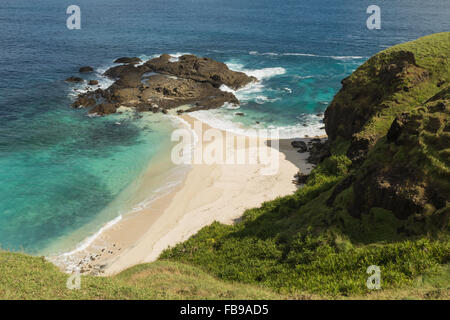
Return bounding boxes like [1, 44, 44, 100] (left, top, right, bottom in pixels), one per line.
[104, 64, 143, 80]
[291, 140, 307, 152]
[72, 54, 254, 116]
[387, 113, 408, 142]
[65, 76, 84, 83]
[114, 57, 142, 65]
[88, 80, 99, 85]
[144, 54, 256, 90]
[72, 94, 96, 108]
[307, 140, 330, 164]
[349, 166, 426, 220]
[79, 66, 94, 73]
[326, 175, 354, 207]
[346, 137, 371, 165]
[293, 171, 309, 185]
[89, 103, 117, 115]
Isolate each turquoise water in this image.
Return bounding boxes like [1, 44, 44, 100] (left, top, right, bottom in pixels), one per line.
[0, 0, 449, 254]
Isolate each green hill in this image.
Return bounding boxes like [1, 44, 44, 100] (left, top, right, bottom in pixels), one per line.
[161, 32, 450, 297]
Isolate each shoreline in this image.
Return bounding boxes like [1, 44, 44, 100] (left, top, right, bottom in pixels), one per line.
[50, 113, 326, 276]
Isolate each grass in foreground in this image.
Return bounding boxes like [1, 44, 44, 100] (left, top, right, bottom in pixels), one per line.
[0, 251, 286, 300]
[0, 250, 448, 300]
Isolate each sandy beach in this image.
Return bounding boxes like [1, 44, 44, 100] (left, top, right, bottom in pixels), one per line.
[54, 114, 324, 276]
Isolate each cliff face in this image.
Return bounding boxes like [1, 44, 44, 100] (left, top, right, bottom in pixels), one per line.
[349, 88, 449, 226]
[323, 32, 450, 233]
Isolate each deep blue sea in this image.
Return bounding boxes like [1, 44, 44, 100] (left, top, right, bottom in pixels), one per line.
[0, 0, 449, 255]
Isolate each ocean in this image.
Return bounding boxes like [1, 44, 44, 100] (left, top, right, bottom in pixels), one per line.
[0, 0, 448, 255]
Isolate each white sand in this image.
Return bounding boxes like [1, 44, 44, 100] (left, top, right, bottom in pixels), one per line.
[54, 114, 321, 276]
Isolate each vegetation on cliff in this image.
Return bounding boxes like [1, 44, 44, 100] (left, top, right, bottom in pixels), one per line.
[161, 32, 450, 297]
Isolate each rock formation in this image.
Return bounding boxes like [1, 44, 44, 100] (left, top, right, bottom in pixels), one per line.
[69, 54, 255, 115]
[322, 32, 449, 233]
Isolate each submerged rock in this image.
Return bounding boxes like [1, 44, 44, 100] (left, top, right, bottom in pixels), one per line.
[65, 76, 84, 83]
[79, 66, 94, 73]
[89, 103, 117, 115]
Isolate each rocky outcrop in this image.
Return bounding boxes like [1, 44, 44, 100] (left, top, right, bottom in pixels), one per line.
[114, 57, 142, 64]
[345, 87, 449, 227]
[322, 33, 450, 233]
[144, 54, 256, 90]
[70, 54, 255, 116]
[291, 140, 307, 152]
[79, 66, 94, 73]
[307, 140, 330, 164]
[65, 76, 84, 83]
[325, 50, 429, 142]
[324, 50, 432, 164]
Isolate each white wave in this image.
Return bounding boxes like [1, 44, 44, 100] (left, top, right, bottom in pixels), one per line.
[189, 109, 325, 139]
[254, 95, 280, 104]
[136, 52, 193, 65]
[220, 82, 267, 103]
[329, 55, 364, 60]
[226, 61, 286, 80]
[221, 60, 286, 105]
[67, 64, 116, 100]
[282, 52, 318, 57]
[293, 75, 314, 80]
[247, 67, 286, 80]
[59, 214, 123, 260]
[248, 51, 278, 56]
[248, 51, 365, 61]
[168, 52, 192, 62]
[222, 102, 241, 110]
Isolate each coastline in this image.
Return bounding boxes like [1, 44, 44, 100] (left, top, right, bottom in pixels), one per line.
[51, 113, 326, 276]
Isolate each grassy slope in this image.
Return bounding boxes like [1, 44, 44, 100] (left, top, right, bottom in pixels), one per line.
[325, 32, 450, 143]
[358, 32, 450, 140]
[0, 251, 285, 299]
[161, 154, 449, 296]
[161, 33, 450, 297]
[1, 250, 447, 300]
